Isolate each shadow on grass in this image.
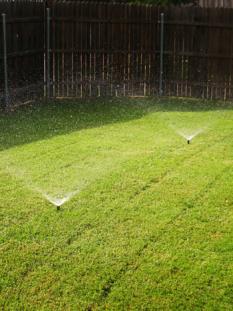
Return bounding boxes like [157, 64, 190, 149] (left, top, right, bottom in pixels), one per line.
[0, 96, 232, 151]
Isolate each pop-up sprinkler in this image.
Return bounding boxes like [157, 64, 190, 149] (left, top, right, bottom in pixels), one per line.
[41, 190, 80, 211]
[175, 128, 204, 145]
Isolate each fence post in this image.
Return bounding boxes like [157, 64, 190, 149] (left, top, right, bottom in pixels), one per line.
[159, 13, 164, 96]
[2, 13, 9, 111]
[46, 8, 51, 100]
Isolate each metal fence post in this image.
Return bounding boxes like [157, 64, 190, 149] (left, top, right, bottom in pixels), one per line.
[159, 13, 164, 96]
[2, 13, 9, 111]
[46, 8, 50, 100]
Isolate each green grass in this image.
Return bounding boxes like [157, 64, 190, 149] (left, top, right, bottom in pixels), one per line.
[0, 97, 233, 310]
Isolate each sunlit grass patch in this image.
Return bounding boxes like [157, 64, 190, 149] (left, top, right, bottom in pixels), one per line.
[0, 97, 233, 310]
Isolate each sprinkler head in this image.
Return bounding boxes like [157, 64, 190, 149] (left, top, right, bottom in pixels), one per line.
[187, 139, 190, 144]
[56, 205, 61, 211]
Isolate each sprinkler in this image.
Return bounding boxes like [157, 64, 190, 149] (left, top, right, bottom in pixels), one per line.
[176, 128, 204, 145]
[40, 189, 80, 211]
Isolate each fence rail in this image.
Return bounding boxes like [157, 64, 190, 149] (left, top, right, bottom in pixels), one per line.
[1, 1, 233, 110]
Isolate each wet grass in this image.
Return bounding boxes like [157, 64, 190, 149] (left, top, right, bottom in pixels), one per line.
[0, 97, 233, 310]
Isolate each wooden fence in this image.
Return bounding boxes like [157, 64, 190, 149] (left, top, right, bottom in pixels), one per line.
[162, 6, 233, 99]
[49, 3, 233, 100]
[0, 0, 44, 108]
[48, 3, 160, 98]
[1, 1, 233, 109]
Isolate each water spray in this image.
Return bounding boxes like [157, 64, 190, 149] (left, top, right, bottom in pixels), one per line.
[1, 156, 82, 211]
[175, 128, 204, 144]
[41, 190, 80, 211]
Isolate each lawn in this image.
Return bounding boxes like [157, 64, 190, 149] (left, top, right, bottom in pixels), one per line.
[0, 97, 233, 310]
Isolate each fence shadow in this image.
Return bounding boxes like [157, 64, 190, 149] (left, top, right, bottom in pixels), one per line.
[0, 97, 232, 152]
